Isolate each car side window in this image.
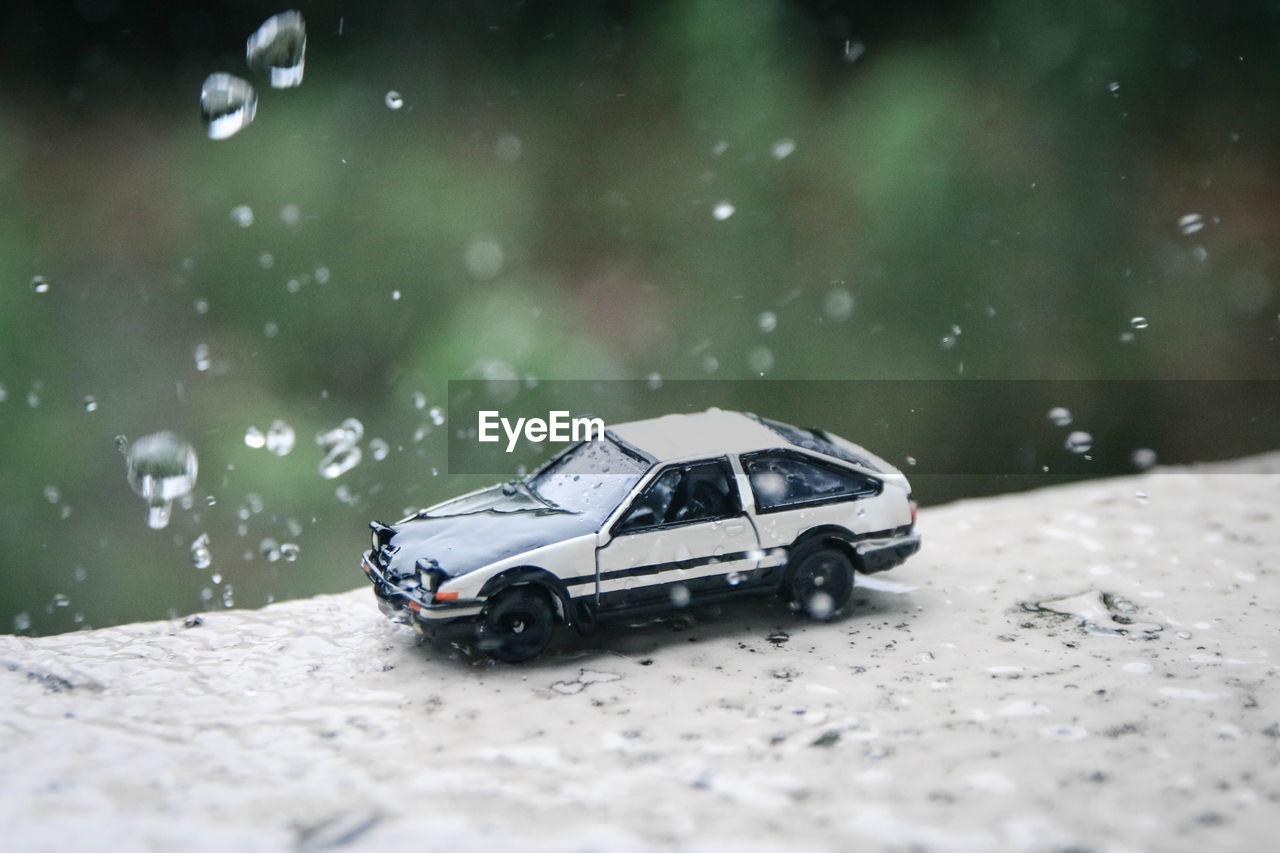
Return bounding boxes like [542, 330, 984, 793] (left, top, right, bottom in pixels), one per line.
[614, 459, 740, 534]
[742, 450, 880, 512]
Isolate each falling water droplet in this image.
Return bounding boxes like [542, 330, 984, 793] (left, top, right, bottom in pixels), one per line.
[428, 406, 445, 426]
[194, 343, 211, 372]
[712, 201, 736, 220]
[670, 585, 691, 607]
[266, 419, 296, 456]
[246, 11, 306, 88]
[824, 287, 854, 321]
[281, 542, 300, 561]
[125, 432, 198, 529]
[200, 73, 257, 140]
[191, 533, 212, 569]
[1178, 213, 1205, 235]
[245, 426, 266, 449]
[260, 538, 282, 562]
[771, 138, 796, 159]
[230, 205, 254, 227]
[1130, 316, 1149, 329]
[1107, 80, 1120, 95]
[317, 417, 363, 479]
[83, 395, 98, 412]
[14, 612, 31, 632]
[369, 437, 390, 461]
[1047, 406, 1073, 427]
[1065, 431, 1093, 454]
[463, 235, 504, 280]
[385, 90, 404, 109]
[30, 275, 50, 293]
[758, 311, 777, 333]
[1131, 447, 1158, 471]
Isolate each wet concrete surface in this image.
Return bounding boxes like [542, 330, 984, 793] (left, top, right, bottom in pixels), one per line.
[2, 454, 1278, 851]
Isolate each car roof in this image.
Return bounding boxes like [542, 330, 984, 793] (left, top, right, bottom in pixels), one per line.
[608, 408, 784, 463]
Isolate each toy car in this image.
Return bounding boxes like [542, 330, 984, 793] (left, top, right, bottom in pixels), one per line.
[360, 409, 920, 661]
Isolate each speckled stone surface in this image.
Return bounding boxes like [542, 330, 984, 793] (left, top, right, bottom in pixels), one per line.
[3, 456, 1278, 852]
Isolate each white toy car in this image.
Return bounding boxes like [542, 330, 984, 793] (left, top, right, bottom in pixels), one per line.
[361, 409, 920, 661]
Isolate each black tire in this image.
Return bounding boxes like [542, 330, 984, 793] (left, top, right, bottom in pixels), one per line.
[477, 586, 556, 662]
[783, 542, 854, 620]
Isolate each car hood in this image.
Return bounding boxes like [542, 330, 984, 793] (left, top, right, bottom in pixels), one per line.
[386, 483, 598, 578]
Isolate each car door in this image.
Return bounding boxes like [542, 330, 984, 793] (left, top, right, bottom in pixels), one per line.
[595, 457, 760, 610]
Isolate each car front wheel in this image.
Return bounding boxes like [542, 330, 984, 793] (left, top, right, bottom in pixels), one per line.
[784, 542, 854, 620]
[477, 586, 555, 662]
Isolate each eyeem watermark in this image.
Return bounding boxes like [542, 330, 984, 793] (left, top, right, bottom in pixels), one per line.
[478, 410, 605, 453]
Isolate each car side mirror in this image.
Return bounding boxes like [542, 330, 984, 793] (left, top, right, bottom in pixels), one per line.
[616, 505, 657, 534]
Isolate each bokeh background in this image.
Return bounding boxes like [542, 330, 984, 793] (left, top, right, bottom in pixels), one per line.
[2, 0, 1277, 635]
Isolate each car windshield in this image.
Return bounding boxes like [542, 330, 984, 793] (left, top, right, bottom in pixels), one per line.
[527, 438, 649, 522]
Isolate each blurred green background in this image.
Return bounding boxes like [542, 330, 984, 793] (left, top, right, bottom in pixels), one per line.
[2, 0, 1277, 635]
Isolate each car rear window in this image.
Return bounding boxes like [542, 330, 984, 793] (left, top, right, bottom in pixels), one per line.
[752, 415, 882, 472]
[741, 450, 881, 512]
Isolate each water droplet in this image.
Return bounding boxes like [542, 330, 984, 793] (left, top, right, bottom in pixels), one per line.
[244, 426, 266, 449]
[747, 346, 774, 374]
[824, 287, 854, 321]
[1047, 406, 1073, 427]
[771, 138, 795, 159]
[30, 275, 50, 293]
[757, 311, 777, 333]
[1134, 491, 1150, 504]
[1065, 430, 1093, 454]
[211, 572, 222, 584]
[193, 343, 211, 372]
[314, 266, 330, 284]
[412, 392, 427, 410]
[191, 533, 212, 569]
[262, 420, 294, 456]
[114, 435, 129, 455]
[264, 321, 279, 338]
[125, 432, 198, 529]
[384, 90, 404, 109]
[369, 437, 390, 461]
[495, 133, 522, 162]
[260, 538, 281, 562]
[14, 612, 31, 632]
[83, 395, 98, 412]
[43, 485, 60, 503]
[1131, 447, 1157, 471]
[712, 201, 735, 220]
[281, 542, 300, 561]
[230, 205, 254, 227]
[200, 73, 257, 140]
[463, 235, 504, 280]
[246, 11, 306, 88]
[280, 203, 301, 228]
[842, 39, 866, 63]
[940, 334, 957, 351]
[391, 289, 401, 301]
[646, 372, 663, 390]
[670, 585, 691, 607]
[1130, 316, 1149, 329]
[1107, 80, 1120, 95]
[807, 590, 834, 619]
[259, 251, 275, 269]
[317, 417, 363, 479]
[194, 299, 210, 315]
[428, 406, 445, 426]
[26, 388, 39, 408]
[726, 571, 743, 587]
[1178, 212, 1205, 235]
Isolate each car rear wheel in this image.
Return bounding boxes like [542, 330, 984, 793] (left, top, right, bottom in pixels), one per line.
[784, 542, 854, 620]
[477, 586, 555, 662]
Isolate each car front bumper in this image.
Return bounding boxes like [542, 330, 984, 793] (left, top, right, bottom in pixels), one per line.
[361, 552, 485, 633]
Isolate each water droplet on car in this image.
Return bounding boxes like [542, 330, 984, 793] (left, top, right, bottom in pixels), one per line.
[246, 11, 306, 88]
[727, 571, 743, 586]
[244, 426, 266, 449]
[712, 201, 736, 220]
[125, 432, 198, 529]
[191, 533, 212, 569]
[266, 420, 295, 456]
[1065, 431, 1093, 454]
[1047, 406, 1072, 427]
[230, 205, 254, 227]
[771, 138, 795, 159]
[1178, 213, 1205, 235]
[1131, 447, 1157, 471]
[30, 275, 50, 293]
[384, 90, 404, 109]
[670, 585, 691, 607]
[1130, 316, 1149, 329]
[200, 73, 257, 139]
[758, 311, 777, 333]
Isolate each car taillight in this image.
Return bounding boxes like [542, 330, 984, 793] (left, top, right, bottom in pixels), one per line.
[909, 498, 918, 525]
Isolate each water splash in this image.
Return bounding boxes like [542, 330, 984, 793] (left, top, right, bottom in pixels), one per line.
[201, 73, 257, 139]
[125, 432, 198, 529]
[246, 11, 306, 88]
[317, 418, 363, 479]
